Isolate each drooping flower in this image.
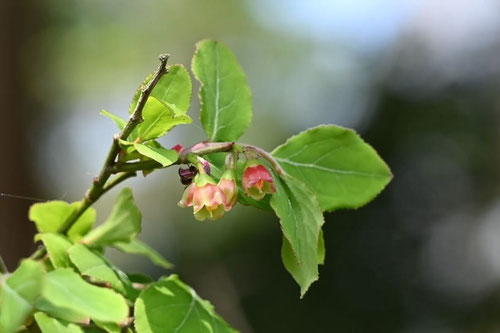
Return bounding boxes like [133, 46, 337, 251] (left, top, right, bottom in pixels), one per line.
[242, 162, 276, 200]
[178, 183, 195, 208]
[178, 174, 226, 221]
[217, 170, 238, 210]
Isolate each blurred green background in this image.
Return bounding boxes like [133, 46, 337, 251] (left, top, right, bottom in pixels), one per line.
[2, 0, 500, 332]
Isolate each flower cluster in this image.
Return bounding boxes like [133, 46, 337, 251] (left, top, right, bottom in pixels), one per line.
[178, 160, 276, 221]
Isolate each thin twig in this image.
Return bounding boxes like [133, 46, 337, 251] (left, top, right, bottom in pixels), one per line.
[112, 160, 161, 173]
[111, 142, 235, 174]
[239, 144, 285, 175]
[30, 55, 170, 260]
[101, 172, 137, 194]
[0, 255, 8, 274]
[60, 55, 170, 233]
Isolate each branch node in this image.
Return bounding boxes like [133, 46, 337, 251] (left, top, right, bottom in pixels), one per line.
[158, 53, 171, 62]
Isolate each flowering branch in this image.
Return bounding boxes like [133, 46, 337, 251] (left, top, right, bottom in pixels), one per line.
[30, 55, 171, 260]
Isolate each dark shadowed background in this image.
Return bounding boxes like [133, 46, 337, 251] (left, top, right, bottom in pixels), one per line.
[1, 1, 500, 332]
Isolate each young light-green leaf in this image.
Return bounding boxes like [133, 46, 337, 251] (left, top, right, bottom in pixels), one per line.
[94, 320, 121, 333]
[113, 239, 174, 270]
[29, 201, 96, 242]
[35, 298, 90, 324]
[317, 229, 325, 265]
[134, 275, 237, 333]
[133, 143, 178, 167]
[129, 96, 192, 142]
[151, 65, 192, 115]
[82, 188, 141, 247]
[101, 109, 126, 130]
[270, 175, 324, 297]
[68, 244, 136, 299]
[36, 233, 73, 268]
[42, 269, 129, 323]
[192, 39, 252, 142]
[34, 312, 84, 333]
[272, 125, 392, 212]
[0, 260, 45, 333]
[130, 65, 192, 115]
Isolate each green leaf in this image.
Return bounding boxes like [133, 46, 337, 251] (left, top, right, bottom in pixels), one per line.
[29, 201, 96, 242]
[82, 188, 141, 247]
[34, 312, 84, 333]
[83, 328, 108, 333]
[68, 244, 138, 300]
[129, 96, 192, 142]
[113, 239, 173, 269]
[127, 273, 153, 284]
[67, 206, 97, 242]
[317, 229, 325, 265]
[270, 175, 324, 297]
[35, 298, 90, 324]
[151, 65, 192, 115]
[129, 73, 153, 114]
[130, 65, 192, 115]
[94, 320, 121, 333]
[101, 110, 126, 130]
[42, 269, 129, 323]
[36, 233, 73, 268]
[271, 125, 392, 212]
[192, 39, 252, 142]
[134, 143, 178, 167]
[0, 260, 45, 333]
[134, 275, 237, 333]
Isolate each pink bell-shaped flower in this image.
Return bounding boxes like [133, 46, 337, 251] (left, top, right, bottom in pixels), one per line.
[242, 162, 276, 200]
[178, 174, 226, 221]
[217, 170, 238, 210]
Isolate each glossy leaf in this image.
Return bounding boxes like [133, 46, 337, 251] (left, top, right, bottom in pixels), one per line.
[114, 239, 174, 269]
[36, 233, 73, 268]
[29, 201, 96, 242]
[129, 96, 191, 142]
[101, 110, 126, 130]
[0, 260, 45, 333]
[34, 312, 84, 333]
[272, 125, 392, 212]
[134, 143, 178, 167]
[42, 269, 129, 323]
[68, 244, 137, 299]
[130, 65, 192, 115]
[270, 175, 324, 297]
[192, 39, 252, 142]
[82, 188, 141, 247]
[134, 275, 237, 333]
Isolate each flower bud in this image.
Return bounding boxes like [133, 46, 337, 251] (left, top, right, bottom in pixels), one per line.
[198, 157, 211, 175]
[178, 165, 198, 185]
[171, 144, 183, 153]
[217, 170, 238, 210]
[242, 162, 276, 200]
[178, 174, 226, 221]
